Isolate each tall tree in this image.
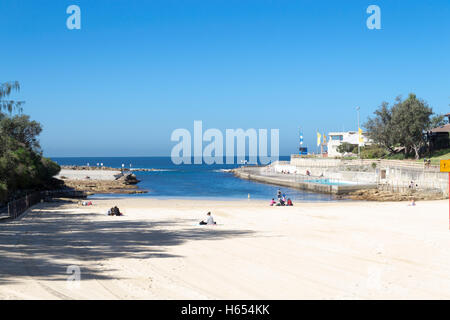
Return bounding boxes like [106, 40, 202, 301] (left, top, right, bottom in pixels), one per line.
[0, 81, 24, 113]
[390, 93, 433, 159]
[364, 101, 396, 153]
[0, 81, 60, 203]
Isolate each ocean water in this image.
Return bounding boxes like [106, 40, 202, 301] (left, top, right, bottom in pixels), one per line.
[51, 157, 336, 201]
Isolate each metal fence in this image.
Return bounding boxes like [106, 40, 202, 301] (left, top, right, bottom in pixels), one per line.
[0, 189, 86, 221]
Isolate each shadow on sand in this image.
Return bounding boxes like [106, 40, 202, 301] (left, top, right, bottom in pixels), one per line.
[0, 201, 255, 284]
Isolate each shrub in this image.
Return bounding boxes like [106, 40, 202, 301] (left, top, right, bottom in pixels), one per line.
[387, 153, 406, 160]
[337, 142, 359, 154]
[360, 145, 388, 159]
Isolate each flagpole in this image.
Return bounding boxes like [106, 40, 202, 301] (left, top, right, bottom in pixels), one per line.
[357, 106, 361, 159]
[321, 133, 323, 158]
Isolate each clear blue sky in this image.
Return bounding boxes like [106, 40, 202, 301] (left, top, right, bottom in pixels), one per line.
[1, 0, 449, 157]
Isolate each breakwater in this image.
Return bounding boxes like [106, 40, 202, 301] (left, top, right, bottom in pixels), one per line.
[233, 167, 377, 195]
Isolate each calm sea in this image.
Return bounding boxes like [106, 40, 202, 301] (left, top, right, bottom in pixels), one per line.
[51, 157, 335, 202]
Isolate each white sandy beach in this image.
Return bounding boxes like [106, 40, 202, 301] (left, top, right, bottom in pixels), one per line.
[1, 198, 450, 299]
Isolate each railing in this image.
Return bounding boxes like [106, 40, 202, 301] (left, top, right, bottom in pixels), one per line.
[238, 166, 365, 186]
[237, 166, 447, 194]
[1, 189, 86, 221]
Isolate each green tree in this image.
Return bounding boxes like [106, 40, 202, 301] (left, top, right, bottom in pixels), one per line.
[336, 142, 358, 154]
[0, 115, 42, 151]
[0, 81, 60, 203]
[364, 94, 434, 159]
[390, 94, 433, 159]
[429, 114, 448, 129]
[364, 101, 396, 153]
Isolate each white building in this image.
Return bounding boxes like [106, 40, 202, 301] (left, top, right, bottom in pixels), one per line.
[327, 131, 370, 157]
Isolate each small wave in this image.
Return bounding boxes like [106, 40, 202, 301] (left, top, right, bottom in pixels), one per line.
[131, 168, 177, 172]
[213, 169, 234, 173]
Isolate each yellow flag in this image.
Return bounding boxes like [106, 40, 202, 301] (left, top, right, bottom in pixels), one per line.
[317, 132, 322, 146]
[358, 128, 363, 143]
[323, 133, 327, 144]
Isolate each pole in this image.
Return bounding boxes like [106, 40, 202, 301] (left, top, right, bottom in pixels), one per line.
[448, 172, 450, 230]
[357, 106, 360, 159]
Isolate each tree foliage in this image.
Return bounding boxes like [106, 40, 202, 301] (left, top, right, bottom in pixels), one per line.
[429, 114, 448, 129]
[390, 94, 432, 159]
[364, 94, 434, 159]
[0, 81, 60, 203]
[364, 101, 396, 153]
[336, 142, 358, 154]
[0, 81, 24, 113]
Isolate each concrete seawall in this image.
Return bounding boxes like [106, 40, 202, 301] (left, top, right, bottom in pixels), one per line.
[234, 168, 377, 195]
[275, 157, 448, 195]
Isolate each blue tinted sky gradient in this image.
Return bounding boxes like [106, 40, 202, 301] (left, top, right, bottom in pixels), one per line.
[1, 0, 449, 156]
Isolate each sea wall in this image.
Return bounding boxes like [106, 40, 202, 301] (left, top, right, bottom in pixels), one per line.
[287, 157, 448, 195]
[234, 168, 376, 195]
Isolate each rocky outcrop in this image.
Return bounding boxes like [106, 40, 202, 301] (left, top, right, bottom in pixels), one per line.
[346, 189, 445, 201]
[62, 179, 147, 195]
[115, 173, 140, 185]
[60, 168, 146, 195]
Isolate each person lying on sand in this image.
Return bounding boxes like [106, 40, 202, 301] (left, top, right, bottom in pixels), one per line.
[199, 212, 216, 225]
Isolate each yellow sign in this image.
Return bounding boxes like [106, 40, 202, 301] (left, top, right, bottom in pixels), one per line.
[440, 160, 450, 172]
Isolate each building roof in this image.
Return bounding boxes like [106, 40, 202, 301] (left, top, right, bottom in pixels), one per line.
[431, 124, 450, 133]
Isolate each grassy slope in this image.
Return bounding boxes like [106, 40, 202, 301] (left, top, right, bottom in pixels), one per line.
[418, 148, 450, 165]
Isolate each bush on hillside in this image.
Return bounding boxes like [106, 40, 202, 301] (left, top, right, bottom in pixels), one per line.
[360, 145, 388, 159]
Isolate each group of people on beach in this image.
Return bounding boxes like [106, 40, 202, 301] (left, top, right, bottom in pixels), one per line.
[270, 189, 293, 206]
[108, 206, 123, 216]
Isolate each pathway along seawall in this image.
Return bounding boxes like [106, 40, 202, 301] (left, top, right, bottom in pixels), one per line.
[233, 167, 377, 195]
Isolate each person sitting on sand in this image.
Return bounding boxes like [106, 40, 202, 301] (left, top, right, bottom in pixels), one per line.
[109, 206, 123, 216]
[287, 198, 293, 206]
[409, 199, 416, 206]
[200, 212, 216, 225]
[270, 198, 276, 206]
